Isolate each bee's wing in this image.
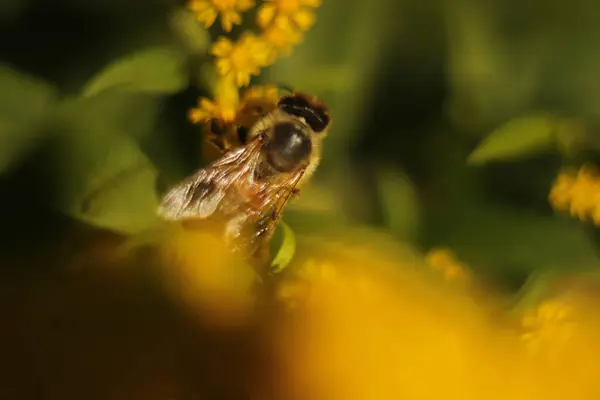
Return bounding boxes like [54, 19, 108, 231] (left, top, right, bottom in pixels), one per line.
[157, 139, 262, 221]
[248, 166, 307, 253]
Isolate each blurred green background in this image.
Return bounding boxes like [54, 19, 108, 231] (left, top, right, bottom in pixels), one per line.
[5, 0, 600, 398]
[2, 0, 600, 290]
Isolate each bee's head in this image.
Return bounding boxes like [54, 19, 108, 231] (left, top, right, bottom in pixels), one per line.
[277, 93, 330, 133]
[265, 121, 312, 173]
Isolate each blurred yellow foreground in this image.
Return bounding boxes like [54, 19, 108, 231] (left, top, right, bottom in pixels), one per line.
[2, 225, 599, 400]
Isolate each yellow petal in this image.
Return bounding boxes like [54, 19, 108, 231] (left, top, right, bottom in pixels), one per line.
[188, 107, 210, 123]
[293, 9, 315, 30]
[189, 0, 213, 12]
[197, 9, 218, 27]
[236, 71, 251, 87]
[199, 98, 217, 112]
[220, 12, 234, 32]
[301, 0, 322, 7]
[237, 0, 255, 11]
[257, 4, 277, 27]
[215, 59, 232, 76]
[228, 10, 242, 26]
[211, 37, 233, 57]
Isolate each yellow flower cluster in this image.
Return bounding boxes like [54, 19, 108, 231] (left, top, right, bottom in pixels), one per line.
[190, 0, 322, 88]
[266, 245, 600, 399]
[549, 164, 600, 225]
[187, 0, 323, 133]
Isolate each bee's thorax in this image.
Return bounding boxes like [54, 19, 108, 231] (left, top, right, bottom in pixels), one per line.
[265, 121, 312, 173]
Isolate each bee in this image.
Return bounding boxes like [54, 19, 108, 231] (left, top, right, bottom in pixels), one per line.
[158, 92, 331, 268]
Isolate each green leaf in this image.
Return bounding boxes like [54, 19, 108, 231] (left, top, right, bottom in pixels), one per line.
[0, 64, 58, 172]
[54, 130, 161, 235]
[467, 114, 557, 165]
[271, 221, 297, 273]
[168, 7, 210, 55]
[76, 163, 162, 235]
[510, 270, 562, 314]
[81, 46, 188, 98]
[429, 201, 599, 280]
[51, 91, 164, 234]
[376, 168, 420, 242]
[58, 90, 162, 140]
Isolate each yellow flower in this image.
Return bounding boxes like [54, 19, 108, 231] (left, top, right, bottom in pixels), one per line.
[257, 0, 322, 31]
[188, 76, 240, 124]
[549, 165, 600, 225]
[548, 170, 576, 211]
[261, 17, 303, 56]
[425, 247, 470, 283]
[189, 0, 255, 32]
[212, 33, 273, 87]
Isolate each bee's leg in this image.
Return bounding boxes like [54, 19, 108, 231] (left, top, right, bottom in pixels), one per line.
[208, 135, 232, 153]
[207, 118, 233, 154]
[248, 212, 277, 274]
[291, 188, 300, 200]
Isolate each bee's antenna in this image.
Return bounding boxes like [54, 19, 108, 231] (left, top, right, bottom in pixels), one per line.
[274, 83, 295, 94]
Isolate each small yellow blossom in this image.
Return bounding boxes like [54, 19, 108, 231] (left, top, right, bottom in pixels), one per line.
[261, 17, 303, 56]
[212, 33, 273, 87]
[257, 0, 322, 31]
[521, 300, 575, 358]
[189, 0, 255, 32]
[548, 170, 576, 210]
[425, 248, 470, 282]
[188, 76, 240, 124]
[549, 165, 600, 225]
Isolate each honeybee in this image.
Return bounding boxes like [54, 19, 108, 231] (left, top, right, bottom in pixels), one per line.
[158, 93, 330, 268]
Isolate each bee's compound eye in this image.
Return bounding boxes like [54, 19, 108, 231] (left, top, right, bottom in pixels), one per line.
[277, 94, 330, 133]
[266, 122, 312, 173]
